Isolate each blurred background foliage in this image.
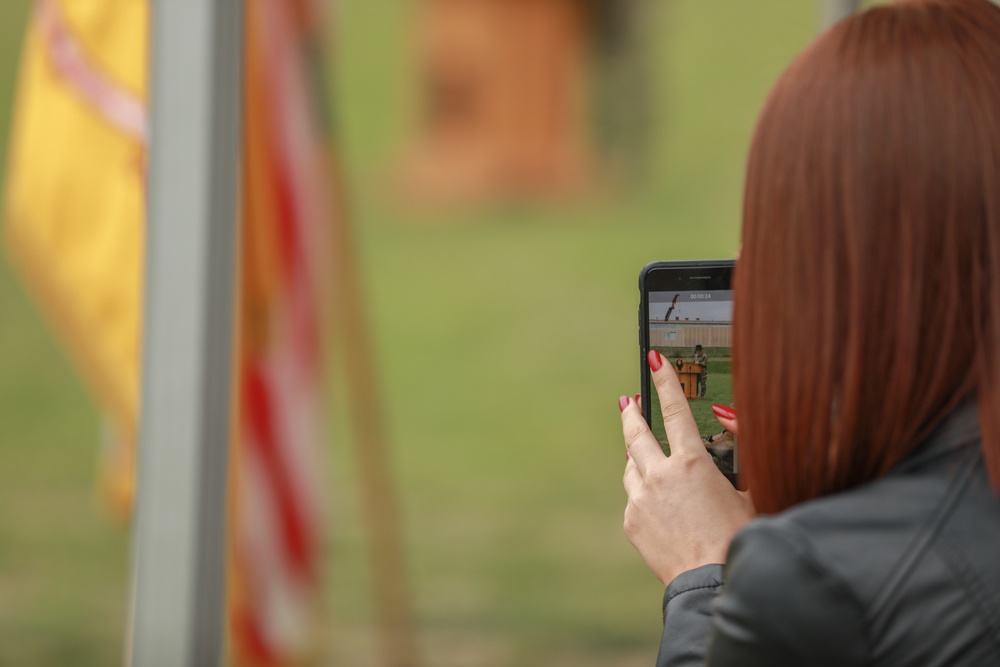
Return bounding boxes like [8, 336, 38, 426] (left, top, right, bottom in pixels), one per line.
[0, 1, 851, 664]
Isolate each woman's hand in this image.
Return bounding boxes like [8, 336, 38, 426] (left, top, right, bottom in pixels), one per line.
[620, 350, 754, 586]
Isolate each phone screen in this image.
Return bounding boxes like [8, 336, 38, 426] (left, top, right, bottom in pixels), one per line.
[639, 261, 739, 485]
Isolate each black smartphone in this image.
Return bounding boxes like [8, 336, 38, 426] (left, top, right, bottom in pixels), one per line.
[638, 260, 741, 487]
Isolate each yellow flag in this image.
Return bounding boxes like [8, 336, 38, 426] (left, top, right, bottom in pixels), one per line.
[3, 0, 148, 512]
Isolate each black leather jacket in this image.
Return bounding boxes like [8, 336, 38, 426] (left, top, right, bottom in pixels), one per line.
[657, 402, 1000, 666]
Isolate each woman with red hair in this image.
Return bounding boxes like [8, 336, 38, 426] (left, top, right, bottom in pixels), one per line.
[619, 1, 1000, 664]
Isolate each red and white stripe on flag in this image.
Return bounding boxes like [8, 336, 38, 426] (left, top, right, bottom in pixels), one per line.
[230, 0, 331, 664]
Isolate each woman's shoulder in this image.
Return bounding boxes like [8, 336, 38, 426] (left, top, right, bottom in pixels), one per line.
[724, 433, 1000, 665]
[744, 470, 951, 597]
[739, 447, 972, 607]
[710, 515, 869, 665]
[742, 403, 988, 601]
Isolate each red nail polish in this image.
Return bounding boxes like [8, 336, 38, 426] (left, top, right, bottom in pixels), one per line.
[619, 395, 629, 412]
[634, 394, 641, 405]
[647, 349, 663, 372]
[712, 404, 737, 420]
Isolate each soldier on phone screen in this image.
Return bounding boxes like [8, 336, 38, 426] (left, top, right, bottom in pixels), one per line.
[693, 344, 708, 398]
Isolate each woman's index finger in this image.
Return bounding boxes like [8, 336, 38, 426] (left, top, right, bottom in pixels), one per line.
[650, 358, 706, 458]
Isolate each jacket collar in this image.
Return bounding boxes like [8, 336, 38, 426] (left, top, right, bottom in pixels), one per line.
[897, 399, 981, 471]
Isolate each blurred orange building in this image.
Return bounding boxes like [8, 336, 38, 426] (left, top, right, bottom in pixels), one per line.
[397, 0, 618, 204]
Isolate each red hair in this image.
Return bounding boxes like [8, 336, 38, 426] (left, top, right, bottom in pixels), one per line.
[734, 0, 1000, 514]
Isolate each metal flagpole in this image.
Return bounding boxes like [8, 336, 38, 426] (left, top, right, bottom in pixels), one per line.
[821, 0, 863, 28]
[126, 0, 243, 665]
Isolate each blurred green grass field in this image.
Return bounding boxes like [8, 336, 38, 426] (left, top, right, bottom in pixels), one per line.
[0, 2, 821, 665]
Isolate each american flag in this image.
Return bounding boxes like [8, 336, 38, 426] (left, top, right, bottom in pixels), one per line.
[231, 0, 331, 663]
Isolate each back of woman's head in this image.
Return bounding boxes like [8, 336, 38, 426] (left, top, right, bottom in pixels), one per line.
[734, 0, 1000, 514]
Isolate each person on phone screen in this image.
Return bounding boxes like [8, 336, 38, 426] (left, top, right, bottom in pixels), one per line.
[692, 344, 708, 398]
[617, 1, 1000, 665]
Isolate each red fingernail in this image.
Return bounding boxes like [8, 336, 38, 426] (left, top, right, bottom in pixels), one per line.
[619, 395, 629, 412]
[634, 394, 641, 405]
[712, 404, 736, 420]
[647, 349, 663, 372]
